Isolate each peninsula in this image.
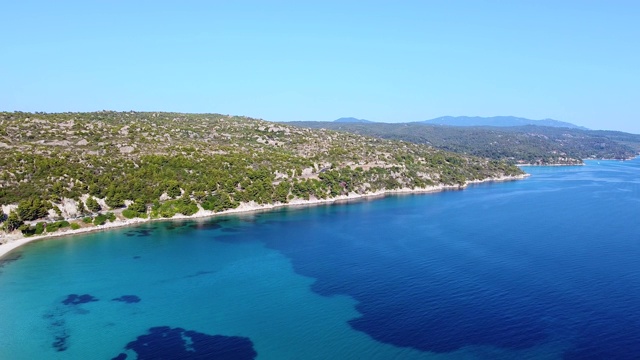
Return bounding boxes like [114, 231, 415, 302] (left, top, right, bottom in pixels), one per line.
[289, 119, 640, 165]
[0, 111, 525, 257]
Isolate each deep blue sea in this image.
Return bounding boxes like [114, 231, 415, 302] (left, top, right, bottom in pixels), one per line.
[1, 159, 639, 359]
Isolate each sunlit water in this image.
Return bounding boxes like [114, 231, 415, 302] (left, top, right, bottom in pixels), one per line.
[1, 159, 639, 359]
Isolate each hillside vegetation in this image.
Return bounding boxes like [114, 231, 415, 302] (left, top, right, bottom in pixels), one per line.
[0, 111, 522, 236]
[289, 122, 640, 165]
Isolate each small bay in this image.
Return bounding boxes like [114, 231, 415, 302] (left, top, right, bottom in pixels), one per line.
[1, 159, 639, 359]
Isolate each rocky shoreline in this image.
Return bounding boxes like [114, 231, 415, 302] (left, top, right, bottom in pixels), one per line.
[0, 174, 529, 260]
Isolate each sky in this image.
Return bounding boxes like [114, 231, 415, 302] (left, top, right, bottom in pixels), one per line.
[1, 1, 639, 133]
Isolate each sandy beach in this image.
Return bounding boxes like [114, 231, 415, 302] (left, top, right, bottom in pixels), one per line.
[0, 174, 528, 260]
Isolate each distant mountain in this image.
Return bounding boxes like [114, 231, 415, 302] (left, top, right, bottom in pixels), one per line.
[421, 116, 587, 129]
[334, 117, 375, 123]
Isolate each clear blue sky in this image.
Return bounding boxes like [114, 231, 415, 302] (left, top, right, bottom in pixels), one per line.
[2, 1, 639, 133]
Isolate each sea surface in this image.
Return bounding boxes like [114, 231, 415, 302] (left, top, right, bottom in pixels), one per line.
[1, 159, 639, 359]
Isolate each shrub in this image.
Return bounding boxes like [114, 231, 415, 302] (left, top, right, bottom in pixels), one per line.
[20, 225, 35, 237]
[47, 222, 60, 232]
[122, 209, 137, 219]
[201, 191, 238, 212]
[150, 197, 199, 218]
[46, 220, 69, 233]
[35, 222, 45, 235]
[70, 223, 81, 230]
[93, 214, 108, 226]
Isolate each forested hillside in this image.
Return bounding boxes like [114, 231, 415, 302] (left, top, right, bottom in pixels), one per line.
[289, 122, 640, 165]
[0, 111, 522, 235]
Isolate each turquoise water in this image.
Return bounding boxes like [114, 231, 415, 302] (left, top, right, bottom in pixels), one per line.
[0, 159, 639, 359]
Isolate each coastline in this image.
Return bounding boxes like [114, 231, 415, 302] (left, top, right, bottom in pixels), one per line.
[516, 163, 584, 167]
[516, 156, 640, 167]
[0, 174, 528, 260]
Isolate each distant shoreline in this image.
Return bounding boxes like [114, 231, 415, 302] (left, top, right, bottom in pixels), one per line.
[0, 174, 528, 260]
[516, 156, 639, 167]
[516, 163, 584, 167]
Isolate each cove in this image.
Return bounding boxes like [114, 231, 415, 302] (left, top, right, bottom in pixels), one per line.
[1, 159, 639, 359]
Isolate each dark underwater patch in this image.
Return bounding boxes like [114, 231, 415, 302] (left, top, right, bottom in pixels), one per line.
[561, 312, 640, 360]
[52, 331, 69, 352]
[62, 294, 99, 305]
[252, 211, 552, 354]
[112, 295, 141, 304]
[184, 270, 216, 278]
[0, 252, 23, 266]
[124, 229, 153, 237]
[133, 256, 141, 259]
[164, 223, 187, 231]
[43, 309, 69, 351]
[114, 326, 257, 360]
[189, 222, 222, 231]
[46, 294, 99, 352]
[0, 252, 23, 272]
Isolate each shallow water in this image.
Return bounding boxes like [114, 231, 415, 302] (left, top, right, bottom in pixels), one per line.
[1, 159, 639, 359]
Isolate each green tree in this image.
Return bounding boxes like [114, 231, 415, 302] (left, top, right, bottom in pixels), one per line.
[105, 194, 125, 209]
[5, 211, 23, 232]
[127, 198, 147, 214]
[17, 197, 50, 221]
[202, 190, 236, 212]
[166, 181, 181, 198]
[273, 182, 291, 203]
[50, 181, 65, 200]
[85, 197, 101, 212]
